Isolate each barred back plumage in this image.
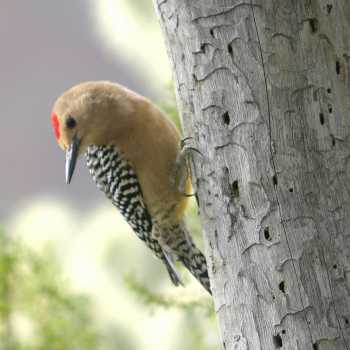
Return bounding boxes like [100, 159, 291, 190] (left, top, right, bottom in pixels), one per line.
[85, 145, 211, 293]
[85, 145, 182, 286]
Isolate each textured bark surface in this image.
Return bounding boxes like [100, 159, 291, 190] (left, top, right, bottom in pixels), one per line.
[154, 1, 350, 349]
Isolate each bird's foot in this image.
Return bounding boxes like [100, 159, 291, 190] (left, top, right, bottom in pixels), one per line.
[175, 137, 202, 196]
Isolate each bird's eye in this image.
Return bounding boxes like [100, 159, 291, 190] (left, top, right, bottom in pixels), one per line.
[66, 116, 77, 129]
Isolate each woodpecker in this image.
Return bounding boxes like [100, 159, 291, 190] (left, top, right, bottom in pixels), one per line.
[51, 81, 211, 294]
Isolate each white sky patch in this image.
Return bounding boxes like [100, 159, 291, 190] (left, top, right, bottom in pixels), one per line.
[91, 0, 172, 87]
[7, 200, 76, 252]
[11, 312, 37, 347]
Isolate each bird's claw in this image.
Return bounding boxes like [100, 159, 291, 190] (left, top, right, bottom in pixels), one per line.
[175, 137, 203, 196]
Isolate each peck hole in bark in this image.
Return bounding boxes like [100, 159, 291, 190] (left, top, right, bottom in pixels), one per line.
[273, 175, 278, 186]
[313, 343, 319, 350]
[331, 135, 336, 146]
[326, 4, 333, 14]
[336, 60, 341, 75]
[279, 281, 286, 293]
[232, 180, 239, 198]
[309, 18, 318, 33]
[222, 112, 230, 125]
[319, 113, 325, 125]
[273, 334, 283, 348]
[264, 227, 271, 241]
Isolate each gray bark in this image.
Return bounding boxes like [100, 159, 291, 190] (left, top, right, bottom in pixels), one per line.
[153, 1, 350, 349]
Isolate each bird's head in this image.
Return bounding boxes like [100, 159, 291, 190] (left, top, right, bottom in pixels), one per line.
[51, 81, 137, 184]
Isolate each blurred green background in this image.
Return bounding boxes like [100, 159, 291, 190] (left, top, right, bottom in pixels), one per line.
[1, 0, 220, 349]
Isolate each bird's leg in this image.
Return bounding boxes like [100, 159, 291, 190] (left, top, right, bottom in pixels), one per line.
[174, 137, 202, 196]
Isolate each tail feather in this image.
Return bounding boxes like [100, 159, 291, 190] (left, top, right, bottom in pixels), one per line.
[162, 251, 183, 286]
[178, 225, 211, 294]
[179, 246, 211, 295]
[155, 221, 211, 294]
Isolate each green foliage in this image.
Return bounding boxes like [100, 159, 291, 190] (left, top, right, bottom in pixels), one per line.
[0, 227, 100, 350]
[124, 274, 219, 350]
[124, 274, 213, 315]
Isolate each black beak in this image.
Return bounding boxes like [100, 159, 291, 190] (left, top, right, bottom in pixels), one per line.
[65, 134, 80, 184]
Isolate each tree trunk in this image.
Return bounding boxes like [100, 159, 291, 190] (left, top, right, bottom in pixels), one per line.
[153, 1, 350, 349]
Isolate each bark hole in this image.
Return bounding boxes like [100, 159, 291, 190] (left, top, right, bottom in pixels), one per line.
[281, 330, 286, 334]
[344, 317, 349, 326]
[273, 334, 283, 348]
[227, 43, 233, 56]
[200, 43, 207, 54]
[232, 180, 239, 198]
[326, 4, 333, 14]
[328, 105, 333, 113]
[273, 174, 278, 186]
[336, 60, 341, 74]
[309, 18, 319, 33]
[279, 281, 286, 293]
[264, 227, 272, 241]
[319, 112, 325, 125]
[222, 112, 230, 125]
[313, 343, 319, 350]
[327, 88, 332, 93]
[289, 188, 294, 193]
[333, 264, 338, 269]
[209, 28, 215, 38]
[331, 135, 336, 146]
